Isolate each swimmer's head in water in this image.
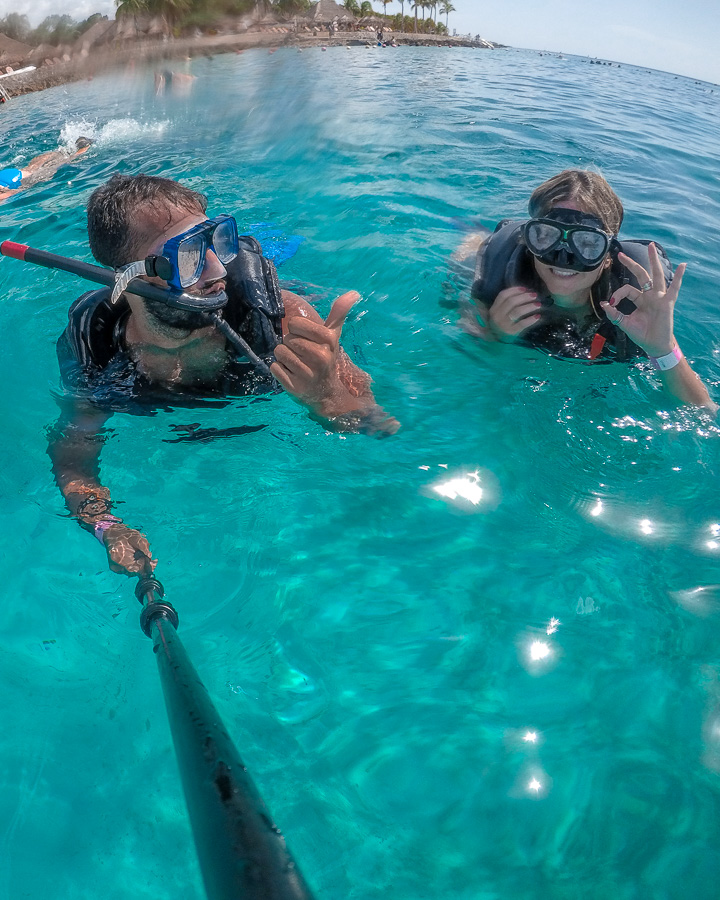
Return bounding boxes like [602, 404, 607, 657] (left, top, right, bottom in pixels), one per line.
[528, 169, 624, 235]
[523, 207, 612, 273]
[88, 173, 208, 269]
[90, 174, 232, 317]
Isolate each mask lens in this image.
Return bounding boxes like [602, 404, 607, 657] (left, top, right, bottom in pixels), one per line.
[570, 229, 608, 261]
[176, 234, 204, 287]
[212, 218, 238, 264]
[526, 221, 562, 254]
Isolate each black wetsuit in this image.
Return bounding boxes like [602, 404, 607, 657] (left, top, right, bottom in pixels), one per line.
[56, 243, 284, 412]
[471, 220, 673, 362]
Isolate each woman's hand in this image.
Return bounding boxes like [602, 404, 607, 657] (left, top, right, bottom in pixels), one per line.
[481, 287, 542, 342]
[600, 243, 686, 357]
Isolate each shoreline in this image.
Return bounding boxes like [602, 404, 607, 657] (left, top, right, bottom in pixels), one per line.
[2, 31, 503, 100]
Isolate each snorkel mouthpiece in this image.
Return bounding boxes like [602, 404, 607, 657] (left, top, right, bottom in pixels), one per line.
[160, 287, 228, 312]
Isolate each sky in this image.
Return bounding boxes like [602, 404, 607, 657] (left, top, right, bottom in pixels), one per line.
[1, 0, 718, 85]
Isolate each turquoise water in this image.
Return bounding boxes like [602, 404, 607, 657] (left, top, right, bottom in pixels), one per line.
[1, 46, 720, 899]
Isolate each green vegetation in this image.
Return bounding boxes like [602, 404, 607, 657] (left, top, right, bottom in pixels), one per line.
[0, 0, 457, 45]
[0, 12, 105, 46]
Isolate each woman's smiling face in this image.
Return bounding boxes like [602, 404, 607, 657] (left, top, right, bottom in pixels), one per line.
[532, 201, 611, 309]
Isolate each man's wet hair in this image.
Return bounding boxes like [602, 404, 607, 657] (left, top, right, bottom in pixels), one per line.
[528, 170, 624, 235]
[87, 173, 208, 268]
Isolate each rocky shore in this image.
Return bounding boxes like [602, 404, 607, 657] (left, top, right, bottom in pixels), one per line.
[2, 30, 503, 100]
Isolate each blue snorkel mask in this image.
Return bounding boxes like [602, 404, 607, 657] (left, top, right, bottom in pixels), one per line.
[111, 214, 240, 312]
[523, 207, 613, 273]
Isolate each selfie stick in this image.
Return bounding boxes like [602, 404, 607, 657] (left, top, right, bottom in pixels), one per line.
[0, 241, 273, 377]
[136, 573, 316, 900]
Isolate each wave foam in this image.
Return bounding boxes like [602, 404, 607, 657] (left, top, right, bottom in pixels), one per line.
[58, 118, 169, 150]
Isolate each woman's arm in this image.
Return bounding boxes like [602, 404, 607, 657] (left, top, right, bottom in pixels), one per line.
[600, 243, 717, 413]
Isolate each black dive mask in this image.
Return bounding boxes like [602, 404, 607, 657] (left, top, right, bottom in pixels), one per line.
[523, 208, 613, 273]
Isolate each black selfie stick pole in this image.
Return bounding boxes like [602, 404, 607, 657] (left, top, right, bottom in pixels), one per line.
[136, 573, 316, 900]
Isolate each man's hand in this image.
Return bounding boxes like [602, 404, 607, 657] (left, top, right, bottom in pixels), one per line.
[272, 291, 363, 418]
[102, 523, 157, 576]
[484, 287, 542, 342]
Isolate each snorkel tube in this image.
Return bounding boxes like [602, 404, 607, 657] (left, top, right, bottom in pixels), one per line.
[0, 240, 274, 377]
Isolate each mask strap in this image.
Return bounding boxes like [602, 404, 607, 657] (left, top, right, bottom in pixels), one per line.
[111, 261, 148, 304]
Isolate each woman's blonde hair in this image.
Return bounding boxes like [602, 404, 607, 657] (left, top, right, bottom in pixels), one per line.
[528, 170, 624, 235]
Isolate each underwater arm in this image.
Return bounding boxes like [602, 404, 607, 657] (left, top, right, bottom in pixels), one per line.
[48, 402, 157, 575]
[271, 290, 399, 434]
[600, 244, 717, 413]
[653, 358, 716, 411]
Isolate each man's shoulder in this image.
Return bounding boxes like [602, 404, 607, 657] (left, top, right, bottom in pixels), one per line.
[59, 288, 127, 372]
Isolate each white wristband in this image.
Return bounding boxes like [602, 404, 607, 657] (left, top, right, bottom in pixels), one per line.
[649, 345, 683, 371]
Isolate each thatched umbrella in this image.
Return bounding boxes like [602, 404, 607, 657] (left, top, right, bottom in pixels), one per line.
[0, 33, 33, 66]
[114, 16, 142, 41]
[26, 42, 55, 63]
[145, 16, 172, 38]
[308, 0, 357, 24]
[74, 17, 115, 52]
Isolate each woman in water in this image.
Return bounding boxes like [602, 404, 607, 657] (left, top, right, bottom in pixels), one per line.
[459, 169, 715, 411]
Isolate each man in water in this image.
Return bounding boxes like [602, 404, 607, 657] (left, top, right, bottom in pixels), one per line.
[48, 174, 397, 576]
[0, 137, 93, 202]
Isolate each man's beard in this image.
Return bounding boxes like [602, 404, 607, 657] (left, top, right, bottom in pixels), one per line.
[143, 297, 214, 333]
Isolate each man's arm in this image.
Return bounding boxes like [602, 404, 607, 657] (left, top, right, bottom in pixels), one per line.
[271, 290, 399, 434]
[48, 402, 157, 575]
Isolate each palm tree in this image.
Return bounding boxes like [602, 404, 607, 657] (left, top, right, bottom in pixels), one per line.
[360, 0, 373, 15]
[411, 0, 420, 31]
[398, 0, 405, 31]
[439, 0, 454, 31]
[116, 0, 148, 17]
[147, 0, 190, 30]
[344, 0, 360, 14]
[115, 0, 149, 33]
[382, 0, 392, 16]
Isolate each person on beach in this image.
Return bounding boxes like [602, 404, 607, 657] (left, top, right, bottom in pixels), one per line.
[0, 137, 93, 202]
[455, 169, 715, 411]
[48, 173, 398, 576]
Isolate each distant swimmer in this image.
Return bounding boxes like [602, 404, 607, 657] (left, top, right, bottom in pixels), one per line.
[154, 69, 197, 96]
[454, 169, 715, 411]
[0, 137, 93, 203]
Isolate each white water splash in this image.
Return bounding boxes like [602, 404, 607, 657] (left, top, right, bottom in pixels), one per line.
[58, 118, 170, 151]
